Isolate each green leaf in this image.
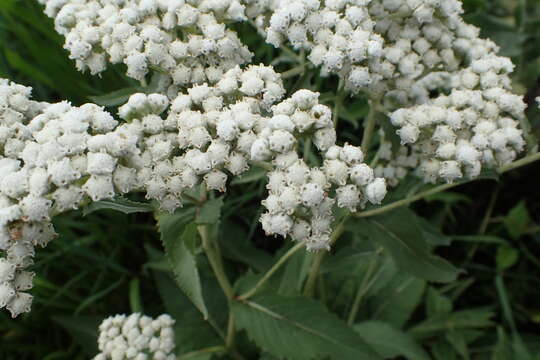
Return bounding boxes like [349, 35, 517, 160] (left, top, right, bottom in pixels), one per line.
[426, 287, 453, 317]
[370, 270, 426, 328]
[504, 201, 530, 240]
[52, 316, 101, 356]
[446, 330, 470, 360]
[351, 208, 461, 283]
[417, 216, 451, 246]
[410, 308, 494, 339]
[452, 235, 508, 245]
[354, 321, 431, 360]
[492, 327, 513, 360]
[89, 86, 142, 106]
[129, 277, 143, 313]
[496, 246, 519, 271]
[432, 341, 458, 360]
[230, 166, 267, 185]
[153, 271, 221, 354]
[219, 220, 273, 272]
[158, 208, 208, 318]
[232, 294, 382, 360]
[196, 198, 224, 225]
[83, 197, 154, 216]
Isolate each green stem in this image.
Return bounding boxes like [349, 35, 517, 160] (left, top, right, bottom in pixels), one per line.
[361, 99, 379, 153]
[354, 183, 457, 218]
[237, 242, 304, 300]
[177, 346, 226, 360]
[281, 66, 305, 79]
[198, 225, 234, 300]
[498, 152, 540, 172]
[354, 152, 540, 219]
[333, 79, 345, 127]
[198, 224, 243, 358]
[478, 186, 499, 235]
[303, 220, 347, 297]
[250, 160, 274, 171]
[226, 313, 236, 348]
[347, 257, 378, 325]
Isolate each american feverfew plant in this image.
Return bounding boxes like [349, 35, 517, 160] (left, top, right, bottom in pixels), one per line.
[1, 0, 540, 359]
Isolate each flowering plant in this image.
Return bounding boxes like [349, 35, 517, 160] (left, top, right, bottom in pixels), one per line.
[1, 0, 540, 359]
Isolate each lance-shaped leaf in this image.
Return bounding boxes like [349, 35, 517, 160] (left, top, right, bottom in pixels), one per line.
[158, 208, 208, 318]
[232, 294, 382, 360]
[354, 321, 431, 360]
[350, 208, 460, 283]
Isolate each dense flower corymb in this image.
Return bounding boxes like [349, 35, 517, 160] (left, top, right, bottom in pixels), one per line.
[0, 64, 385, 316]
[93, 313, 176, 360]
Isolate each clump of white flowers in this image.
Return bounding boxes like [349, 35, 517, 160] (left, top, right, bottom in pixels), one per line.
[258, 90, 386, 251]
[116, 64, 287, 212]
[0, 79, 143, 317]
[94, 313, 176, 360]
[0, 64, 385, 315]
[2, 0, 530, 319]
[249, 0, 385, 92]
[117, 65, 385, 251]
[246, 0, 527, 184]
[38, 0, 252, 86]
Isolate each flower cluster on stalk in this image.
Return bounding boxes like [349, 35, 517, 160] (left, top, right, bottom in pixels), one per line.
[0, 0, 531, 319]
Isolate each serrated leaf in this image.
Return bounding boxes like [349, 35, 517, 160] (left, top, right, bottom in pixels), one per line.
[167, 223, 207, 318]
[504, 201, 530, 240]
[83, 197, 154, 216]
[232, 294, 382, 360]
[158, 208, 208, 318]
[153, 272, 221, 354]
[354, 321, 431, 360]
[351, 208, 461, 283]
[196, 198, 224, 225]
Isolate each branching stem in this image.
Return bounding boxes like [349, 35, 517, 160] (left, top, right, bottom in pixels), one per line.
[303, 219, 347, 297]
[354, 152, 540, 219]
[361, 99, 379, 153]
[198, 225, 234, 300]
[237, 242, 304, 301]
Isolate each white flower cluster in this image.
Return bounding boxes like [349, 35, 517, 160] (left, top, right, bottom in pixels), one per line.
[115, 65, 286, 213]
[245, 0, 527, 184]
[252, 0, 385, 92]
[0, 65, 383, 316]
[258, 90, 386, 251]
[38, 0, 252, 85]
[390, 87, 525, 183]
[118, 65, 386, 247]
[94, 313, 176, 360]
[373, 129, 418, 187]
[0, 79, 144, 317]
[0, 80, 48, 318]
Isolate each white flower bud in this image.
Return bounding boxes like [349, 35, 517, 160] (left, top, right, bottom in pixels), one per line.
[365, 178, 387, 204]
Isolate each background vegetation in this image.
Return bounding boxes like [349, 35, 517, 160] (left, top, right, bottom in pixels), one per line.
[1, 0, 540, 359]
